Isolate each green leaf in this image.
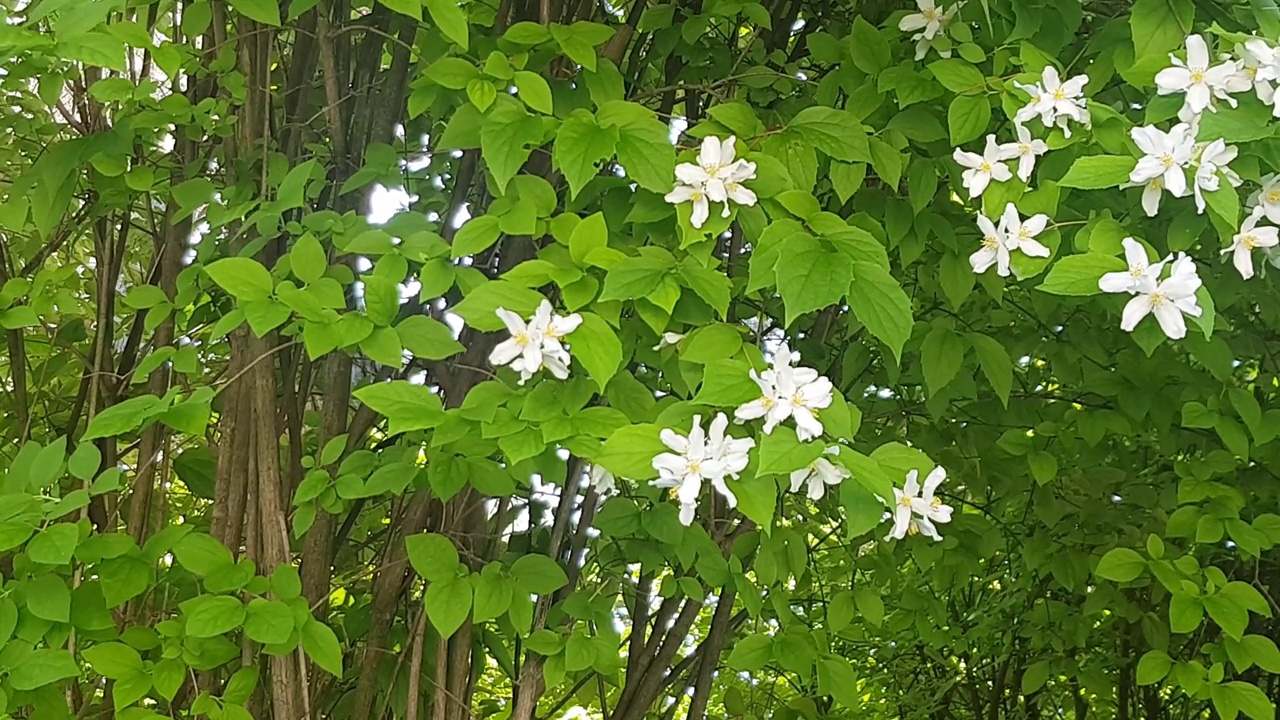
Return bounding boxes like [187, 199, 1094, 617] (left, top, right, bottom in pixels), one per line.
[569, 212, 608, 265]
[597, 423, 667, 480]
[597, 101, 674, 193]
[1094, 547, 1146, 582]
[1057, 156, 1137, 189]
[467, 78, 497, 112]
[757, 426, 826, 475]
[555, 111, 618, 198]
[406, 532, 460, 582]
[353, 381, 445, 435]
[426, 57, 477, 89]
[83, 642, 144, 680]
[827, 591, 855, 631]
[1137, 650, 1172, 685]
[947, 95, 991, 145]
[423, 0, 469, 49]
[510, 554, 569, 594]
[571, 313, 622, 391]
[27, 523, 79, 565]
[301, 619, 344, 677]
[26, 574, 70, 622]
[788, 106, 869, 161]
[854, 586, 884, 627]
[481, 102, 542, 193]
[379, 0, 422, 19]
[244, 599, 295, 645]
[1130, 0, 1194, 59]
[565, 632, 596, 672]
[727, 634, 773, 671]
[8, 649, 80, 691]
[848, 261, 913, 362]
[1199, 96, 1280, 143]
[83, 395, 167, 440]
[205, 258, 274, 302]
[600, 252, 673, 301]
[969, 333, 1012, 407]
[426, 576, 473, 638]
[452, 280, 545, 331]
[1170, 594, 1204, 633]
[1022, 660, 1051, 694]
[183, 595, 246, 637]
[776, 237, 851, 326]
[451, 214, 502, 258]
[173, 532, 235, 577]
[920, 327, 965, 398]
[396, 315, 465, 360]
[1038, 254, 1127, 295]
[227, 0, 281, 24]
[472, 571, 513, 622]
[514, 70, 553, 114]
[929, 59, 986, 93]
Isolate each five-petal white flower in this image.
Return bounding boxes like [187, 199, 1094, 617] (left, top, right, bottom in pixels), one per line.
[588, 464, 617, 494]
[1119, 254, 1203, 340]
[489, 301, 583, 384]
[886, 466, 954, 542]
[1099, 237, 1165, 294]
[1223, 208, 1280, 280]
[998, 203, 1052, 261]
[735, 342, 834, 442]
[1156, 34, 1242, 120]
[1251, 174, 1280, 224]
[1192, 138, 1241, 213]
[666, 135, 758, 229]
[1129, 123, 1196, 201]
[1000, 124, 1049, 183]
[899, 0, 961, 60]
[652, 413, 755, 526]
[789, 447, 850, 501]
[1236, 40, 1279, 108]
[1013, 66, 1090, 137]
[969, 211, 1010, 276]
[953, 134, 1015, 198]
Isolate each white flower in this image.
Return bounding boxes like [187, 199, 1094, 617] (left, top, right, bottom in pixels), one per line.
[900, 0, 961, 60]
[588, 464, 617, 494]
[886, 467, 954, 542]
[734, 342, 834, 442]
[1250, 174, 1280, 224]
[1236, 40, 1279, 107]
[1000, 124, 1049, 183]
[1120, 254, 1203, 340]
[1192, 138, 1241, 213]
[1155, 34, 1241, 120]
[1013, 66, 1090, 137]
[651, 413, 755, 526]
[997, 203, 1052, 261]
[652, 332, 685, 350]
[1099, 237, 1165, 294]
[1223, 208, 1280, 280]
[666, 136, 757, 228]
[1129, 124, 1195, 200]
[1121, 176, 1170, 217]
[953, 134, 1015, 198]
[969, 212, 1010, 276]
[489, 301, 583, 384]
[789, 447, 850, 501]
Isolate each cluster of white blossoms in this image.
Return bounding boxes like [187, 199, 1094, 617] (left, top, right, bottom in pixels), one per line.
[665, 136, 758, 229]
[1013, 66, 1091, 138]
[1125, 121, 1241, 217]
[969, 203, 1051, 277]
[651, 413, 754, 525]
[886, 467, 954, 542]
[1098, 239, 1204, 340]
[489, 300, 582, 384]
[733, 342, 834, 441]
[898, 0, 962, 60]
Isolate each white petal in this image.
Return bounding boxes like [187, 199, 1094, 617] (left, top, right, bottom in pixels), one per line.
[1152, 301, 1187, 339]
[1120, 294, 1154, 332]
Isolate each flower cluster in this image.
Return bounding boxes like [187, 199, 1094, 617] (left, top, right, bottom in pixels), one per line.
[1156, 34, 1243, 121]
[1013, 66, 1091, 138]
[898, 0, 962, 60]
[651, 413, 754, 526]
[734, 342, 834, 441]
[1126, 122, 1240, 216]
[1098, 239, 1203, 340]
[665, 136, 758, 229]
[886, 467, 954, 542]
[1225, 208, 1280, 280]
[790, 447, 850, 501]
[489, 300, 582, 384]
[969, 203, 1051, 277]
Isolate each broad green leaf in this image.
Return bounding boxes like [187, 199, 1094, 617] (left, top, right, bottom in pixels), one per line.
[424, 0, 469, 49]
[848, 261, 913, 362]
[510, 554, 569, 594]
[920, 327, 965, 398]
[571, 312, 622, 391]
[513, 70, 553, 114]
[244, 599, 295, 645]
[1038, 254, 1127, 295]
[205, 258, 274, 302]
[396, 315, 465, 359]
[555, 111, 618, 198]
[1136, 650, 1172, 685]
[597, 423, 667, 479]
[788, 106, 869, 161]
[426, 575, 473, 638]
[227, 0, 281, 24]
[301, 619, 344, 677]
[8, 649, 80, 691]
[27, 523, 79, 565]
[183, 595, 246, 637]
[948, 95, 991, 145]
[1094, 547, 1146, 582]
[353, 381, 446, 435]
[406, 532, 460, 582]
[757, 426, 825, 475]
[83, 643, 144, 680]
[1057, 156, 1137, 189]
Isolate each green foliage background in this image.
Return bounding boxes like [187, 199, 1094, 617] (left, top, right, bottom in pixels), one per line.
[0, 0, 1279, 718]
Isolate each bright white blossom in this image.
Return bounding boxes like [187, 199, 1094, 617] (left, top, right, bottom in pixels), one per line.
[886, 467, 954, 542]
[652, 413, 754, 526]
[1250, 174, 1280, 224]
[735, 342, 834, 442]
[899, 0, 961, 60]
[1235, 40, 1279, 108]
[1129, 124, 1196, 202]
[588, 464, 617, 494]
[1223, 208, 1280, 280]
[653, 332, 685, 350]
[1099, 238, 1165, 294]
[998, 203, 1052, 261]
[1192, 138, 1241, 213]
[1013, 66, 1090, 137]
[789, 447, 850, 501]
[1000, 124, 1049, 182]
[1155, 34, 1242, 120]
[953, 134, 1015, 198]
[665, 136, 757, 229]
[969, 212, 1010, 276]
[489, 301, 582, 384]
[1120, 254, 1203, 340]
